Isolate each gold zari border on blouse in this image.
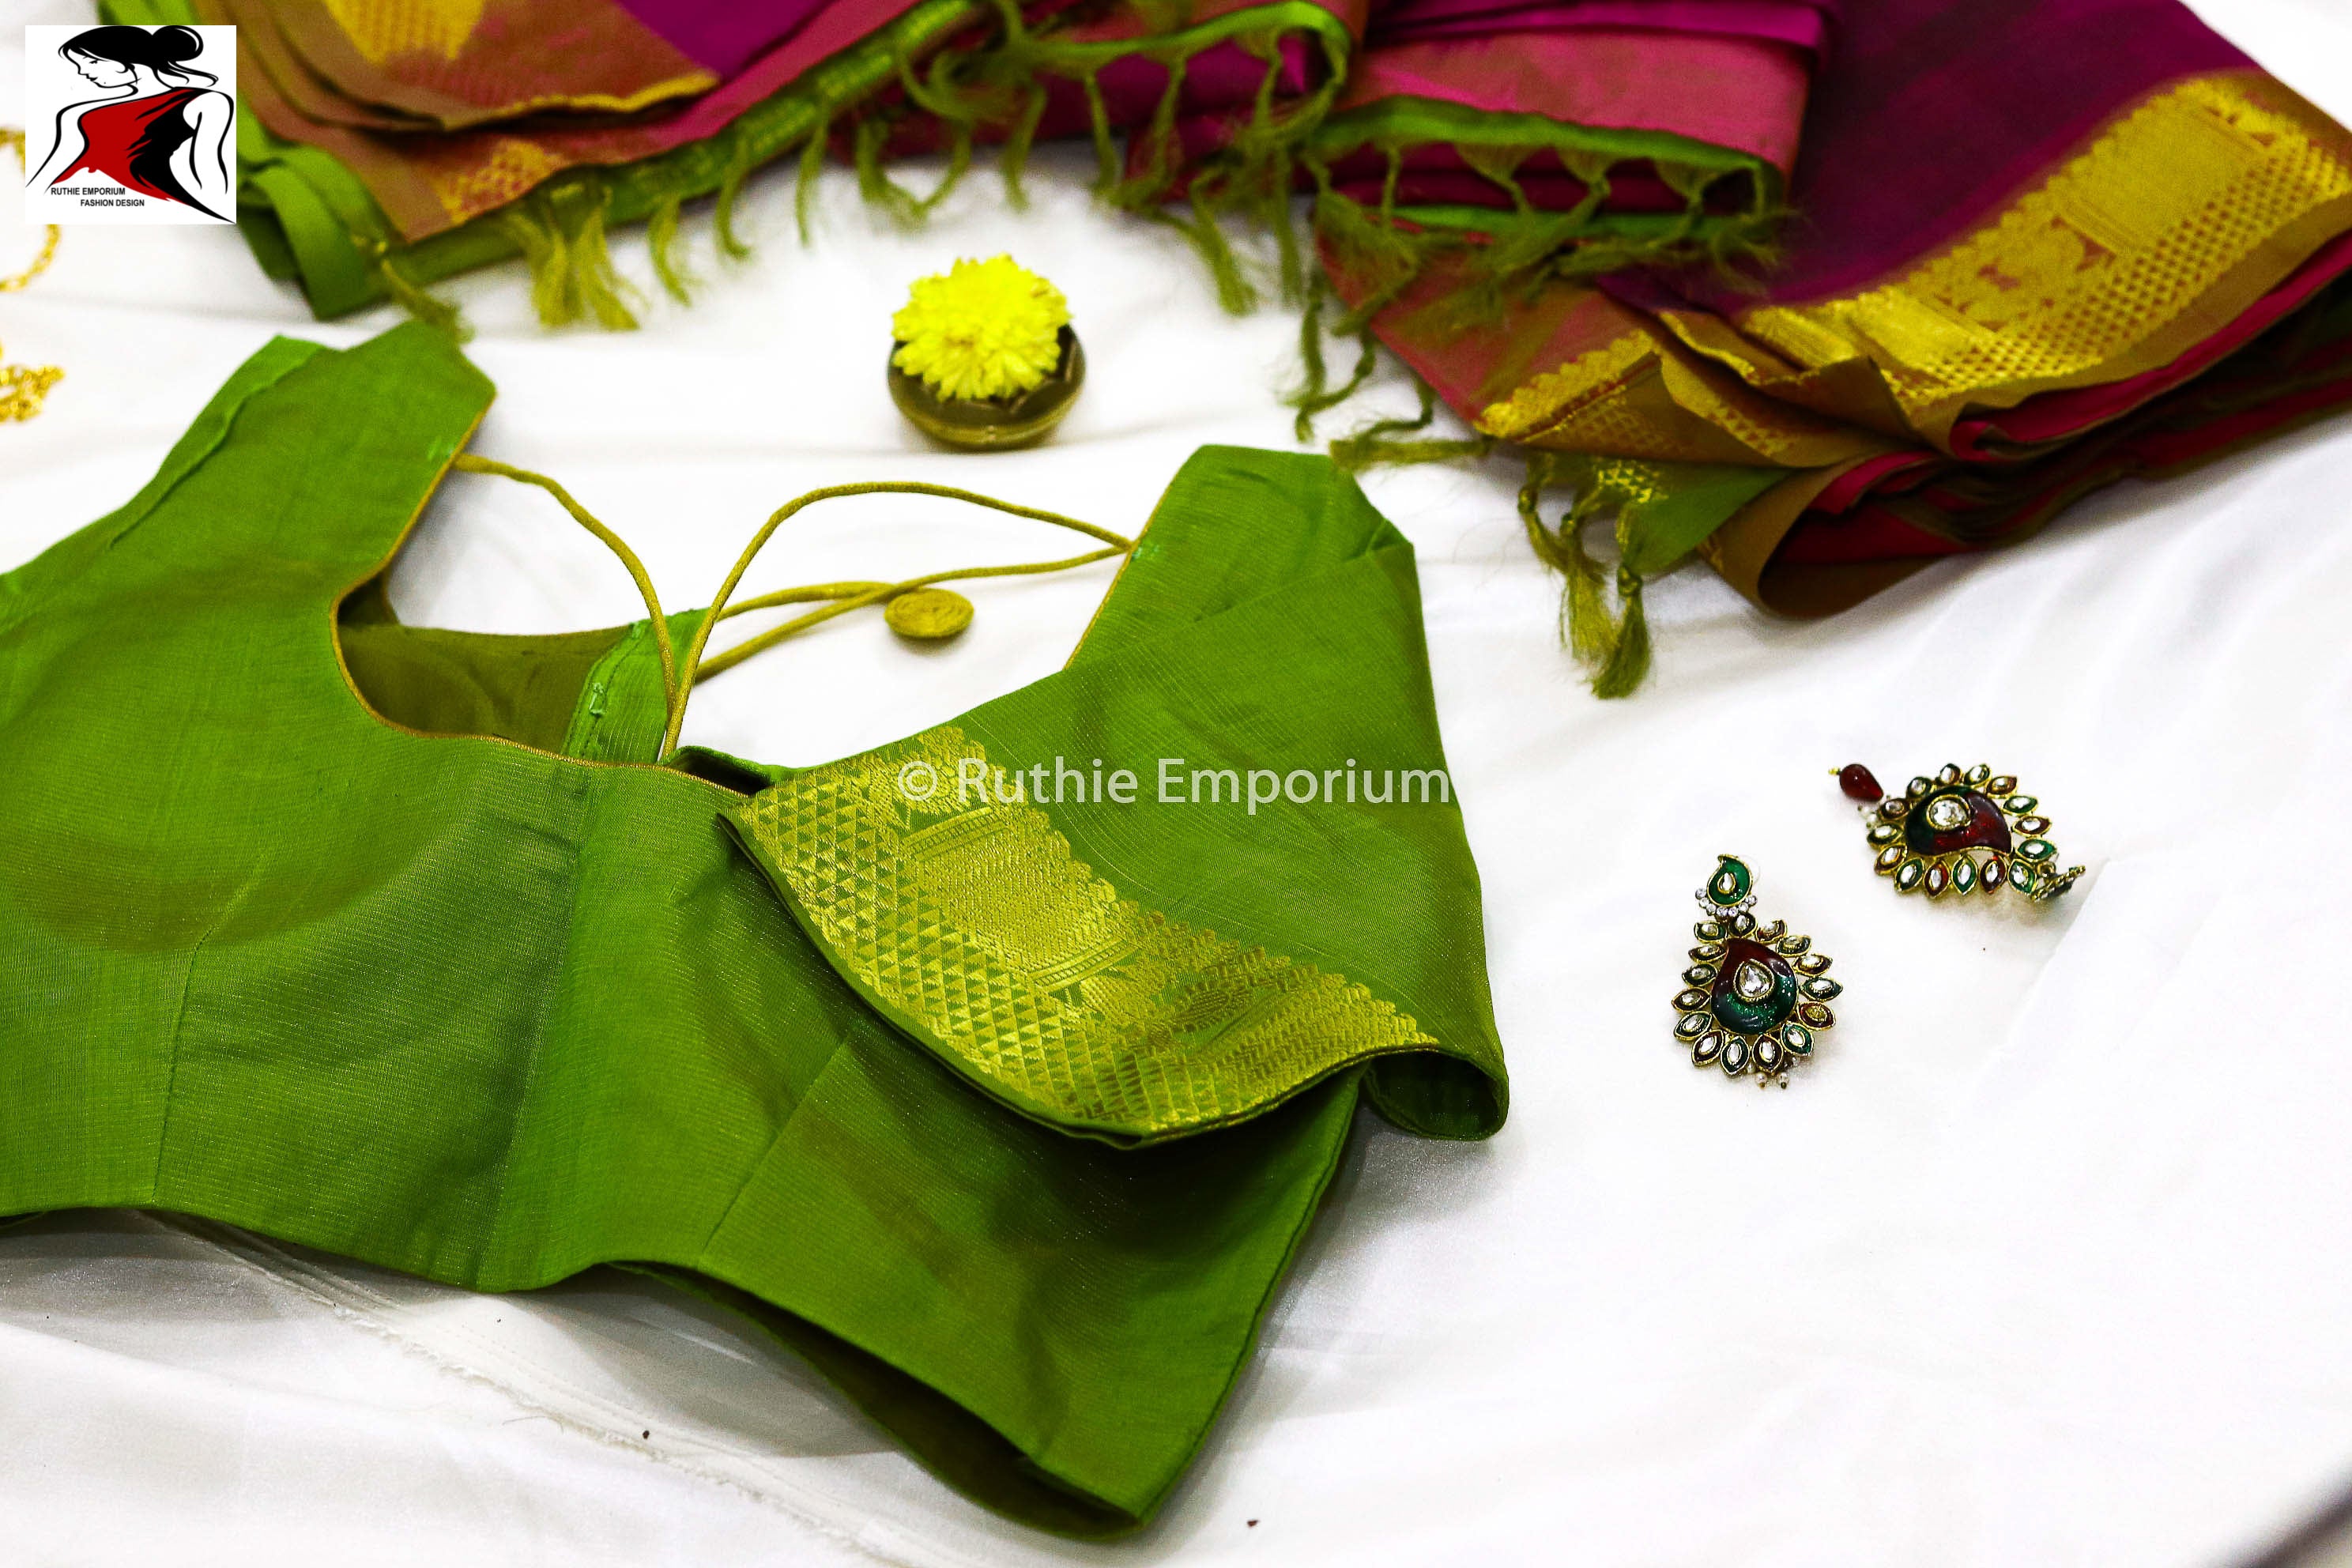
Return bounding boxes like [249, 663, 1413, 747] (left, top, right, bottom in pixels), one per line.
[731, 726, 1434, 1140]
[1702, 73, 2352, 445]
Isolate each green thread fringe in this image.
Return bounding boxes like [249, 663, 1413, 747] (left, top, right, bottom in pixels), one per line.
[358, 0, 1784, 371]
[493, 180, 642, 330]
[1286, 132, 1785, 438]
[646, 194, 695, 303]
[374, 247, 469, 341]
[1326, 381, 1494, 471]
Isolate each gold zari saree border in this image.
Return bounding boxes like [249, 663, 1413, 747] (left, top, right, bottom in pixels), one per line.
[1478, 318, 1878, 466]
[1479, 72, 2352, 458]
[1679, 72, 2352, 446]
[729, 726, 1437, 1144]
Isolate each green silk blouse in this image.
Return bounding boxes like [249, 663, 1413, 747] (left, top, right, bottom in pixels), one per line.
[0, 323, 1506, 1534]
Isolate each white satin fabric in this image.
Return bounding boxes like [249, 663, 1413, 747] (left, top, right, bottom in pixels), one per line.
[7, 0, 2352, 1561]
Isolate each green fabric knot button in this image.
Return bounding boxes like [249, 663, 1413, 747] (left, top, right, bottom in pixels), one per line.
[886, 588, 974, 639]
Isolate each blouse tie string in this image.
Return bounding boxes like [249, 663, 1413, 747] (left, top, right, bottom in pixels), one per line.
[447, 454, 1134, 762]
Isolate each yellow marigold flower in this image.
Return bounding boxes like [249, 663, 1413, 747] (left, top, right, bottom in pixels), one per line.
[891, 255, 1071, 402]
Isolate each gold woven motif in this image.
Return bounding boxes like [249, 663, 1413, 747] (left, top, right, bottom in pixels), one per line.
[318, 0, 486, 62]
[1476, 74, 2352, 465]
[730, 726, 1434, 1140]
[1716, 74, 2352, 442]
[1478, 311, 1876, 468]
[421, 136, 568, 223]
[1480, 333, 1655, 447]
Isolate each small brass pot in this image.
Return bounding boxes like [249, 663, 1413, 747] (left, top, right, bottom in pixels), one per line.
[888, 326, 1084, 450]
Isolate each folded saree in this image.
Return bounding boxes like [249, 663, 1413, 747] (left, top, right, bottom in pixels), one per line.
[0, 323, 1506, 1534]
[839, 0, 1823, 275]
[213, 0, 722, 131]
[159, 0, 979, 319]
[1354, 0, 2352, 685]
[115, 0, 1810, 330]
[123, 0, 1368, 320]
[1311, 2, 1826, 247]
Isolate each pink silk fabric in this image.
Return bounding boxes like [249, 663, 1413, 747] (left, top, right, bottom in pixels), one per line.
[1367, 0, 1832, 51]
[1334, 28, 1811, 172]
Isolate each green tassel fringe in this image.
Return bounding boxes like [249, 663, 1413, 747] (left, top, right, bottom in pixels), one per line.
[1518, 453, 1657, 699]
[794, 118, 831, 244]
[1327, 381, 1494, 471]
[646, 194, 695, 304]
[494, 180, 642, 330]
[375, 248, 470, 341]
[355, 0, 1789, 501]
[714, 142, 757, 261]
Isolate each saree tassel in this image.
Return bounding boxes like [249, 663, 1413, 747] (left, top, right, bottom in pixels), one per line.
[1305, 166, 1435, 314]
[646, 194, 696, 305]
[1519, 462, 1609, 665]
[559, 183, 641, 330]
[492, 199, 568, 325]
[1460, 143, 1536, 219]
[1079, 68, 1122, 194]
[1216, 29, 1340, 307]
[1291, 173, 1433, 435]
[889, 49, 982, 219]
[1218, 29, 1343, 305]
[1519, 456, 1647, 695]
[1700, 198, 1789, 286]
[1592, 567, 1653, 699]
[854, 112, 929, 227]
[1266, 147, 1305, 303]
[375, 248, 470, 341]
[499, 183, 641, 330]
[1525, 454, 1786, 695]
[1287, 270, 1383, 440]
[793, 120, 830, 245]
[1653, 156, 1785, 285]
[714, 136, 758, 261]
[1331, 429, 1494, 471]
[1108, 54, 1192, 212]
[1167, 187, 1257, 315]
[920, 119, 978, 217]
[1290, 272, 1335, 439]
[998, 85, 1050, 209]
[1328, 382, 1493, 471]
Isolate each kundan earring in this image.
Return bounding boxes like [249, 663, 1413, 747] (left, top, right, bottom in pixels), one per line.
[1672, 855, 1841, 1089]
[1835, 761, 2085, 903]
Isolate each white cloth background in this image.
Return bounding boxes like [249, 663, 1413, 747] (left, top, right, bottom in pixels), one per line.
[7, 2, 2352, 1562]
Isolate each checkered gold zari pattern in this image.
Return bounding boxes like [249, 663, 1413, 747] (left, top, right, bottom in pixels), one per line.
[419, 136, 570, 224]
[729, 726, 1436, 1141]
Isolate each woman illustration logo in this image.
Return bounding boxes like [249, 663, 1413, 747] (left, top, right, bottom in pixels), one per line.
[31, 26, 232, 222]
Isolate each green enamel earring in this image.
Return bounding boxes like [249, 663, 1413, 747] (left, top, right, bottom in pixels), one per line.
[1672, 855, 1841, 1089]
[1836, 762, 2086, 903]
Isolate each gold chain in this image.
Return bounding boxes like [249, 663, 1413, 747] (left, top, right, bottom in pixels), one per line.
[2, 129, 65, 424]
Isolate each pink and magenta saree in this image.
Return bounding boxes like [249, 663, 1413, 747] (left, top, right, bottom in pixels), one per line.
[1359, 0, 2352, 682]
[117, 0, 2352, 686]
